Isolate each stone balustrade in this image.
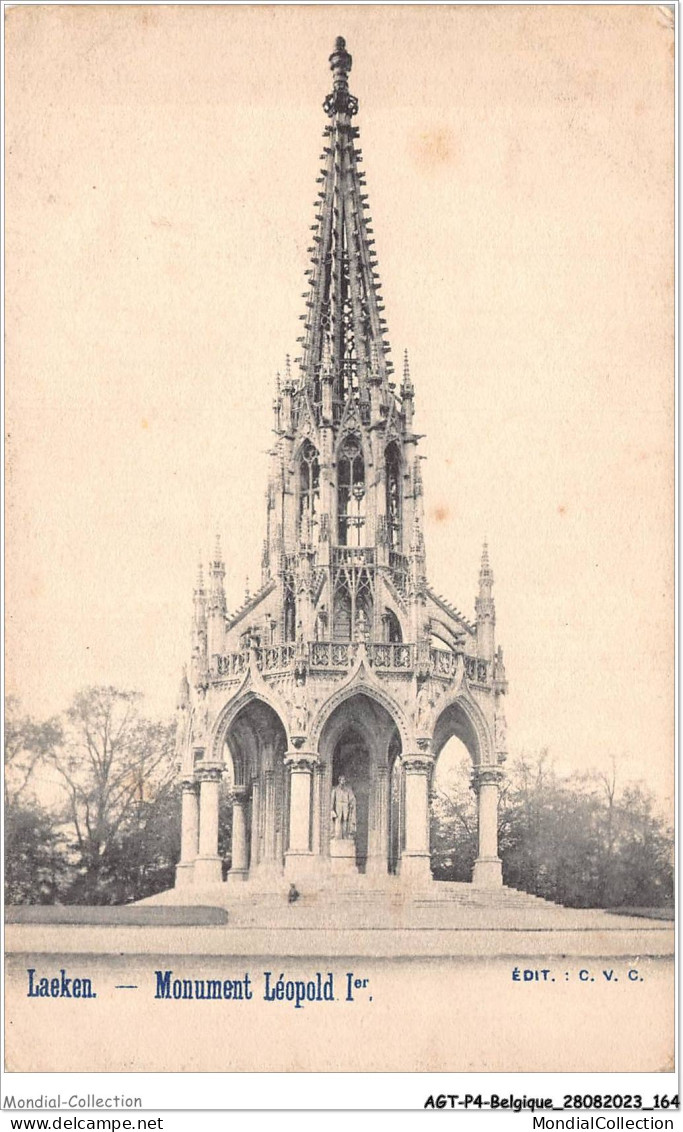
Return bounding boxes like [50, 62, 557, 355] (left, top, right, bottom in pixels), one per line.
[331, 546, 376, 569]
[211, 642, 489, 684]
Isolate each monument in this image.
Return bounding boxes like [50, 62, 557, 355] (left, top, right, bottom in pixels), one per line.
[173, 37, 509, 892]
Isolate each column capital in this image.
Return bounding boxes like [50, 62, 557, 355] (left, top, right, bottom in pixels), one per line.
[181, 778, 199, 793]
[284, 750, 318, 771]
[196, 764, 223, 784]
[402, 753, 434, 774]
[229, 784, 250, 804]
[471, 763, 504, 789]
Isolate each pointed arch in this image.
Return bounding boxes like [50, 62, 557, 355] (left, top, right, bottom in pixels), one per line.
[210, 688, 289, 766]
[336, 432, 367, 546]
[310, 673, 411, 753]
[297, 438, 320, 543]
[431, 690, 493, 767]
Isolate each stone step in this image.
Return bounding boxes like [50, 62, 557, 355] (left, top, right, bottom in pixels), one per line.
[155, 886, 560, 906]
[142, 881, 565, 917]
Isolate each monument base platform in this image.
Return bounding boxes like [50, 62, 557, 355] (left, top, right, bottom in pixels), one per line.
[329, 837, 358, 875]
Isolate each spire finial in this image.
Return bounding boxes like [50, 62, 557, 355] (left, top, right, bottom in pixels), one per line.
[177, 664, 190, 710]
[324, 36, 358, 117]
[330, 36, 352, 86]
[195, 555, 204, 590]
[214, 532, 222, 563]
[479, 538, 493, 583]
[283, 354, 293, 391]
[401, 347, 414, 397]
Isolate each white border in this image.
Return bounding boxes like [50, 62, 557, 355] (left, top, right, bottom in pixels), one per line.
[1, 0, 678, 1115]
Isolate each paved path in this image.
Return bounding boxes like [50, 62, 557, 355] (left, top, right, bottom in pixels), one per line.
[5, 920, 673, 958]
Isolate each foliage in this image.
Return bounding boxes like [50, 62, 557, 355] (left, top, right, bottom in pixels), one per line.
[431, 751, 674, 908]
[5, 802, 70, 904]
[4, 696, 63, 807]
[5, 689, 178, 905]
[429, 762, 477, 882]
[5, 700, 68, 903]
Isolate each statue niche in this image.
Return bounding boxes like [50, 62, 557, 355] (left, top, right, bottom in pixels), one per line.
[330, 729, 370, 873]
[331, 775, 357, 840]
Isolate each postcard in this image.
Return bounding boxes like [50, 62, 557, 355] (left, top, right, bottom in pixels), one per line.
[4, 2, 675, 1094]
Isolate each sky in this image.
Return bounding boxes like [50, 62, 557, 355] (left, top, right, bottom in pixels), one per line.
[6, 5, 674, 804]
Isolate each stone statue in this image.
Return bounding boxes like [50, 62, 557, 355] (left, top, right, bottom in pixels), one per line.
[495, 697, 508, 762]
[192, 686, 210, 743]
[331, 775, 356, 840]
[291, 668, 308, 737]
[355, 607, 369, 643]
[415, 679, 433, 733]
[315, 605, 328, 641]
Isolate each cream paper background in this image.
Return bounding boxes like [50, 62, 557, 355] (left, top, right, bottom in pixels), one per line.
[4, 2, 675, 1077]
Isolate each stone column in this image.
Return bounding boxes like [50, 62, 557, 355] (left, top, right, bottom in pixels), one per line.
[284, 752, 318, 878]
[228, 786, 249, 883]
[175, 780, 199, 887]
[366, 764, 389, 878]
[472, 765, 503, 888]
[194, 766, 223, 886]
[400, 754, 433, 885]
[311, 763, 322, 856]
[263, 768, 276, 861]
[249, 779, 260, 869]
[250, 766, 281, 882]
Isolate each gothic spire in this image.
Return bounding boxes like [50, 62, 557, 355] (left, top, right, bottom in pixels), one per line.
[176, 665, 190, 711]
[479, 538, 493, 586]
[476, 539, 495, 661]
[208, 533, 226, 616]
[297, 37, 394, 414]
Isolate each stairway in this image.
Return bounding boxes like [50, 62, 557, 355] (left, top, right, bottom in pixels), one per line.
[140, 877, 638, 931]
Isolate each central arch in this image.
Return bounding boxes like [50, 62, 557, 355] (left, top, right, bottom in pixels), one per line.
[318, 691, 402, 874]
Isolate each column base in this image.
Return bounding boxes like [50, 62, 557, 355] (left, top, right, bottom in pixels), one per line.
[175, 862, 195, 888]
[250, 860, 284, 883]
[193, 856, 223, 885]
[227, 868, 249, 884]
[399, 852, 432, 884]
[365, 854, 390, 878]
[284, 851, 324, 879]
[472, 856, 503, 889]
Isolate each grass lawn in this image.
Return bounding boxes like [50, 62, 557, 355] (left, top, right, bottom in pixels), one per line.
[5, 905, 229, 926]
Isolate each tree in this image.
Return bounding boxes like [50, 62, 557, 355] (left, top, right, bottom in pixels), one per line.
[609, 782, 674, 907]
[46, 687, 176, 903]
[4, 698, 67, 904]
[99, 778, 182, 903]
[429, 755, 477, 881]
[5, 803, 69, 904]
[432, 750, 674, 909]
[4, 696, 62, 807]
